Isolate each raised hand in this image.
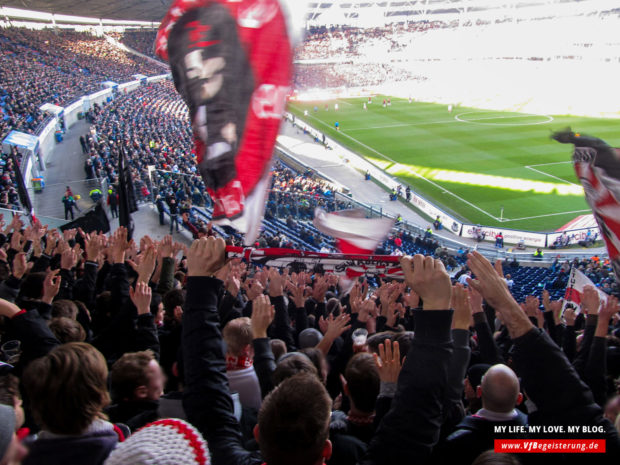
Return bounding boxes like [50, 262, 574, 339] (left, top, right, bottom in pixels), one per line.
[581, 285, 600, 315]
[268, 267, 285, 298]
[158, 235, 174, 259]
[400, 254, 451, 310]
[186, 236, 227, 278]
[403, 290, 420, 309]
[549, 299, 564, 325]
[564, 307, 577, 326]
[467, 286, 484, 314]
[42, 269, 61, 305]
[595, 296, 618, 338]
[312, 275, 329, 302]
[323, 312, 351, 341]
[60, 244, 80, 271]
[85, 233, 105, 262]
[243, 279, 264, 302]
[137, 245, 157, 284]
[130, 281, 152, 315]
[6, 214, 23, 235]
[286, 281, 306, 308]
[466, 251, 513, 311]
[386, 302, 403, 328]
[109, 227, 130, 264]
[374, 339, 403, 384]
[452, 283, 473, 329]
[12, 252, 30, 279]
[63, 228, 77, 243]
[358, 299, 377, 323]
[467, 251, 533, 339]
[9, 230, 25, 252]
[598, 295, 618, 323]
[251, 294, 274, 339]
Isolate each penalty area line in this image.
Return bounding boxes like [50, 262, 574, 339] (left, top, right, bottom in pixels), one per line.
[524, 166, 580, 187]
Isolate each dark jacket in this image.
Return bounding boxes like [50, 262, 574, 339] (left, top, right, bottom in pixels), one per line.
[360, 310, 454, 465]
[23, 426, 120, 465]
[182, 276, 262, 465]
[106, 399, 159, 432]
[512, 328, 620, 464]
[441, 410, 528, 465]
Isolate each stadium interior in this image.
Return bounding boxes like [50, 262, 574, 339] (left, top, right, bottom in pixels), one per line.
[0, 1, 618, 464]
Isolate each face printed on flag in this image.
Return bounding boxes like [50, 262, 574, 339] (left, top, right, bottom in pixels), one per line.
[553, 130, 620, 282]
[155, 0, 296, 245]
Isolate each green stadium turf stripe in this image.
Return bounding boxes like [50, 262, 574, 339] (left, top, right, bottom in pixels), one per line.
[299, 111, 501, 221]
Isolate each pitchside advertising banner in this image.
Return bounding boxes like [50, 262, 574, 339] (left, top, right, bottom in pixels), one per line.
[462, 225, 547, 248]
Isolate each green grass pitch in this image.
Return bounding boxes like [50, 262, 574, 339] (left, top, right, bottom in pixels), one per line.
[288, 97, 620, 231]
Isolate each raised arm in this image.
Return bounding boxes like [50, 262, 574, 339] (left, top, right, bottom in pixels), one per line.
[362, 255, 454, 465]
[182, 237, 261, 465]
[467, 251, 620, 450]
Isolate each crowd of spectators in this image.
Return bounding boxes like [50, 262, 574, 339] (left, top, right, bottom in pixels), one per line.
[0, 27, 162, 140]
[296, 22, 454, 61]
[293, 63, 422, 90]
[0, 216, 617, 465]
[0, 25, 618, 463]
[110, 30, 160, 61]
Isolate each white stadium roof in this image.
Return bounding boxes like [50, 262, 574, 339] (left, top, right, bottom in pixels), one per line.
[0, 0, 617, 26]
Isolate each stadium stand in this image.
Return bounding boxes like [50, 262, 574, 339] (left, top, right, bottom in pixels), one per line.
[112, 30, 159, 60]
[0, 4, 618, 464]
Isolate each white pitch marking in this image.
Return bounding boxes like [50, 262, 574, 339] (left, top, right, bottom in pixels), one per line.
[524, 166, 580, 187]
[300, 112, 500, 221]
[455, 112, 554, 126]
[528, 161, 572, 168]
[501, 209, 592, 222]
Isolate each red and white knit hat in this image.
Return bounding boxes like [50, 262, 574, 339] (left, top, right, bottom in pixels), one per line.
[104, 419, 209, 465]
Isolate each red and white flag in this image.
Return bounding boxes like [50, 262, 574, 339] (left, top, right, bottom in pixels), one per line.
[553, 131, 620, 281]
[313, 208, 395, 254]
[563, 267, 608, 315]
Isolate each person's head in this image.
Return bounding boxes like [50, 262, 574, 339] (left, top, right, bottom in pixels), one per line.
[300, 348, 328, 384]
[149, 292, 164, 327]
[0, 375, 24, 429]
[604, 394, 620, 423]
[256, 373, 332, 465]
[0, 404, 26, 465]
[273, 353, 319, 386]
[465, 364, 491, 402]
[222, 317, 254, 361]
[472, 450, 522, 465]
[17, 272, 46, 300]
[326, 298, 341, 316]
[270, 339, 287, 361]
[342, 353, 380, 414]
[111, 350, 165, 403]
[49, 317, 86, 343]
[52, 300, 79, 321]
[163, 288, 185, 324]
[298, 328, 323, 349]
[23, 342, 110, 435]
[103, 419, 209, 465]
[478, 364, 522, 413]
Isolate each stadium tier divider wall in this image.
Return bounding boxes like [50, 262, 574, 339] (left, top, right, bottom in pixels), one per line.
[7, 73, 171, 190]
[284, 112, 601, 252]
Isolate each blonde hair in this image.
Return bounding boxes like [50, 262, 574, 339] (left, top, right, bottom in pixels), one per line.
[223, 317, 253, 357]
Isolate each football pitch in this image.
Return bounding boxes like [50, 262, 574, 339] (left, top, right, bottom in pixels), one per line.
[288, 97, 620, 232]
